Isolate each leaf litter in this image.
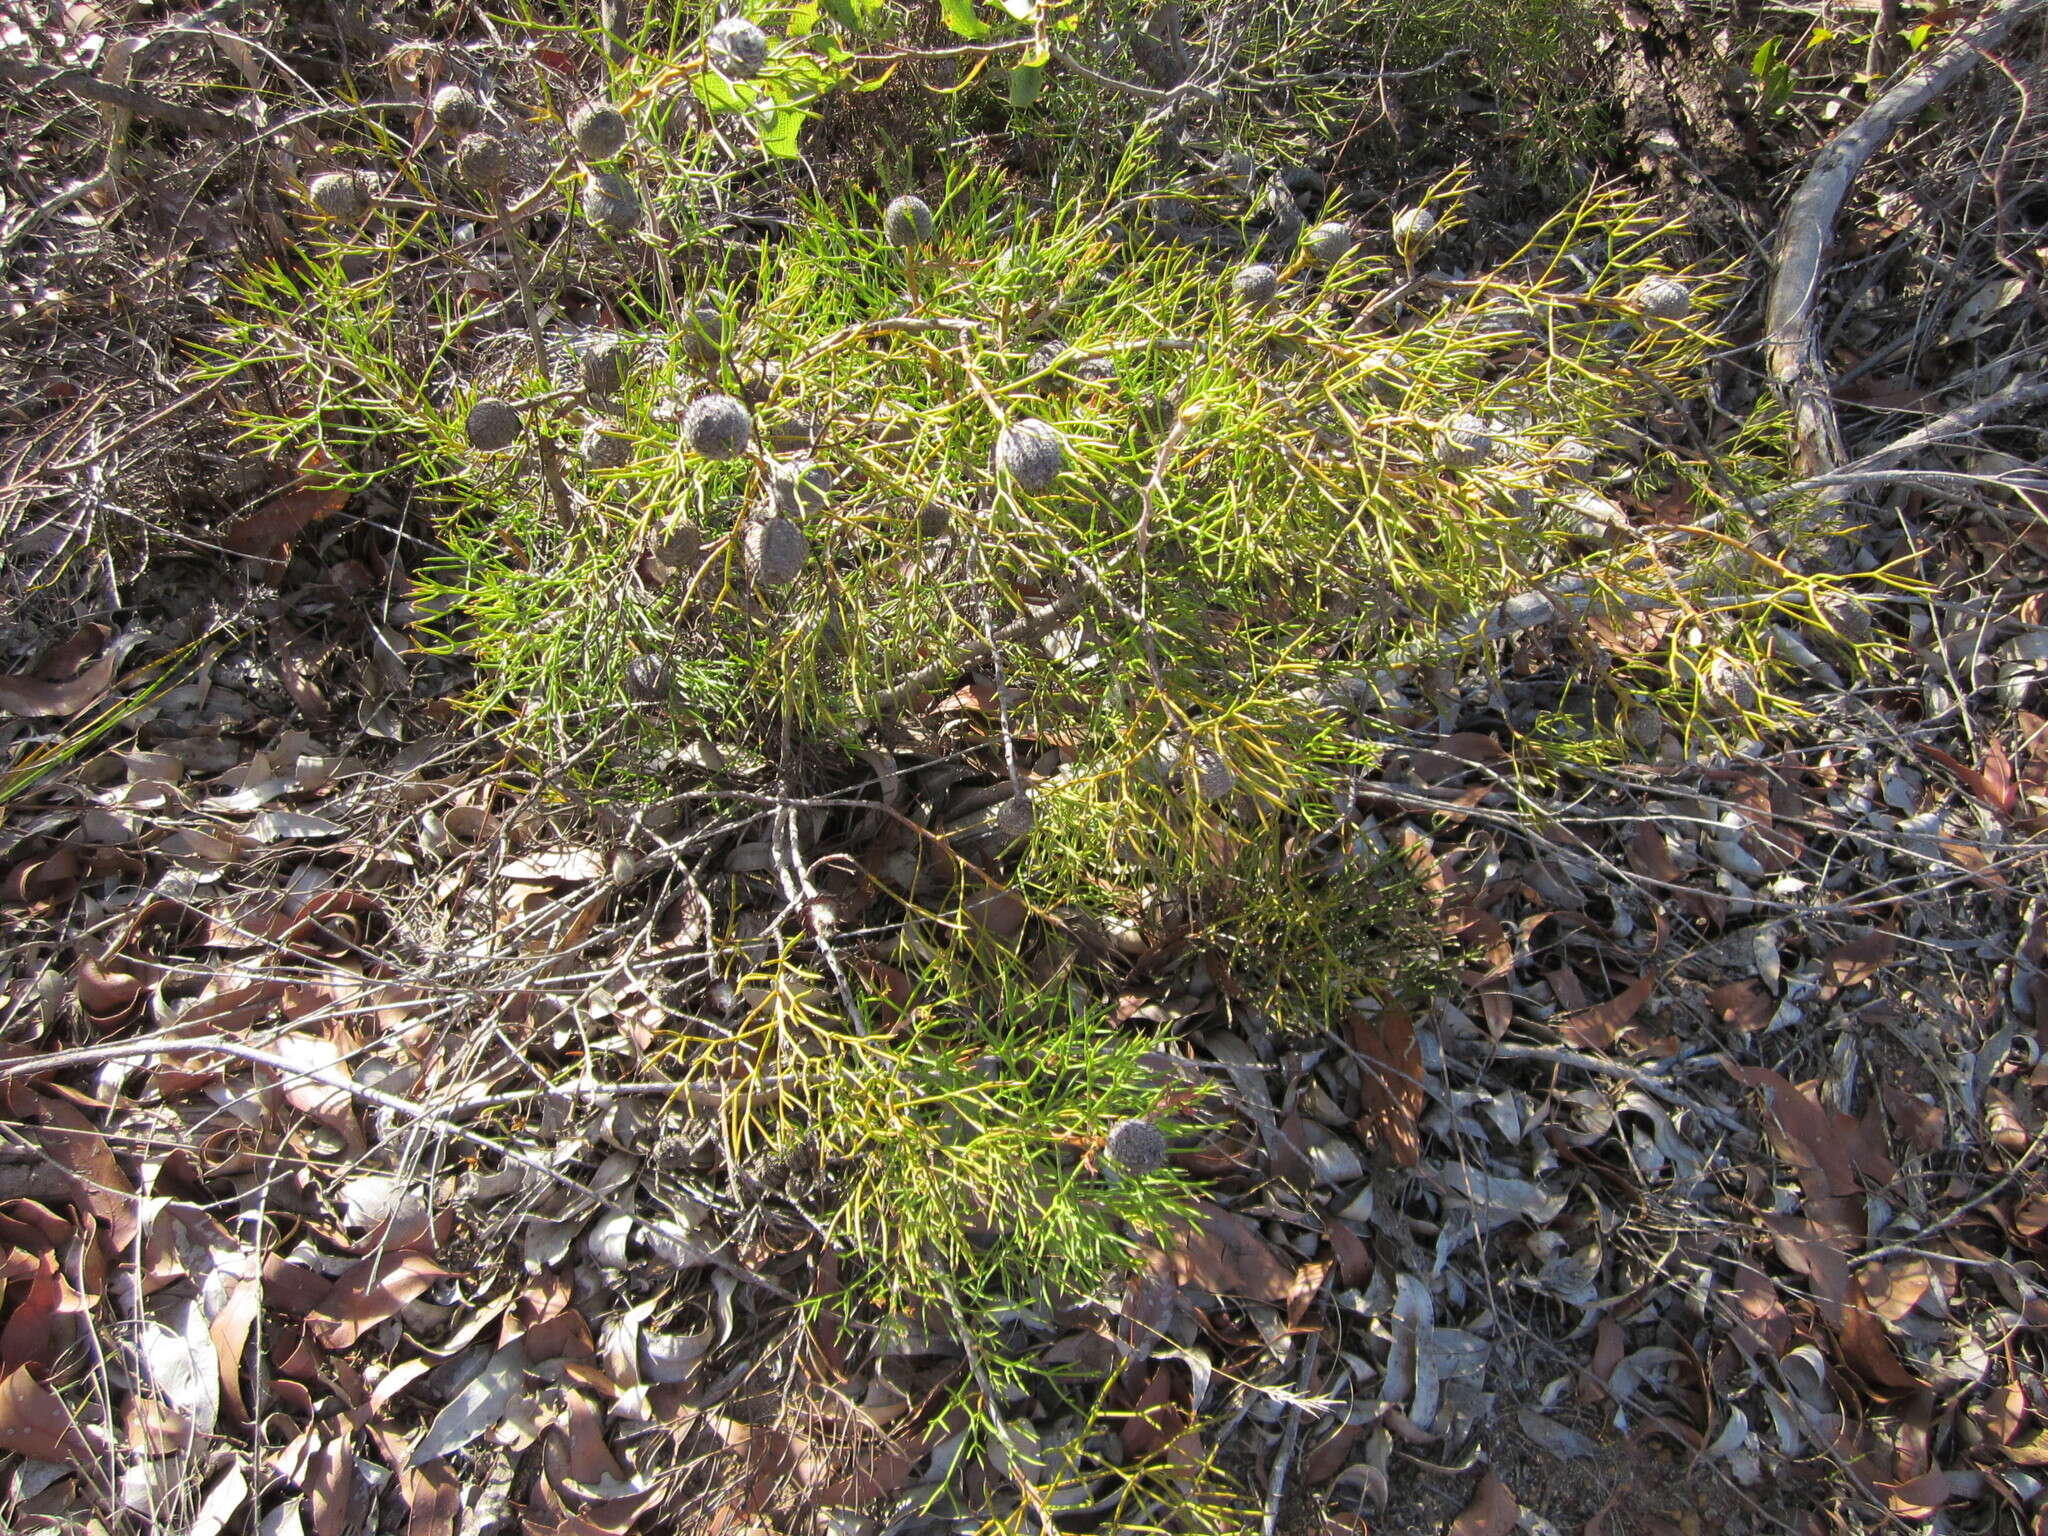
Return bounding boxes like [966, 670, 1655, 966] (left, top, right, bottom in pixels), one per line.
[3, 5, 2048, 1536]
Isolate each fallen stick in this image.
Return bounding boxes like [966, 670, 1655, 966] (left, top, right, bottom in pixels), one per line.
[1764, 0, 2047, 476]
[0, 60, 240, 137]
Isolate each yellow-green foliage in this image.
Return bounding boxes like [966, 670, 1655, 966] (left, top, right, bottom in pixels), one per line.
[413, 174, 1732, 768]
[205, 160, 1766, 964]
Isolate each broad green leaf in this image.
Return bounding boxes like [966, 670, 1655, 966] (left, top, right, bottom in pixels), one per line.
[779, 54, 840, 92]
[786, 2, 820, 36]
[692, 71, 752, 112]
[939, 0, 989, 40]
[762, 107, 809, 158]
[1008, 60, 1044, 108]
[821, 0, 878, 30]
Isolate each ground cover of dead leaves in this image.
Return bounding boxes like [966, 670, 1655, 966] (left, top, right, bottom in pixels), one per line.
[1, 477, 2047, 1536]
[5, 5, 2048, 1533]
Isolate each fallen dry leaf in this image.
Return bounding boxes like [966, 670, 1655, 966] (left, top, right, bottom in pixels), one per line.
[1764, 1215, 1919, 1390]
[305, 1428, 356, 1536]
[1121, 1365, 1183, 1461]
[1166, 1203, 1294, 1303]
[306, 1251, 451, 1349]
[1352, 1007, 1423, 1167]
[1916, 741, 2019, 819]
[1882, 1085, 1947, 1152]
[1624, 821, 1722, 924]
[0, 639, 120, 718]
[211, 1275, 262, 1422]
[1448, 1470, 1518, 1536]
[1557, 971, 1653, 1050]
[19, 1089, 138, 1246]
[223, 466, 351, 557]
[1859, 1257, 1933, 1323]
[1730, 1067, 1872, 1240]
[409, 1340, 527, 1467]
[1883, 1469, 1954, 1520]
[1707, 977, 1773, 1032]
[0, 1255, 83, 1376]
[0, 1365, 98, 1471]
[262, 1032, 366, 1154]
[401, 1464, 461, 1536]
[1409, 732, 1507, 784]
[1716, 1262, 1793, 1361]
[1823, 931, 1896, 989]
[1984, 1089, 2032, 1156]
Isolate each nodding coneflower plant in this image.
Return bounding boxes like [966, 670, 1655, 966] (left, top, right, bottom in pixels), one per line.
[210, 154, 1800, 954]
[177, 9, 1877, 1524]
[201, 37, 1826, 1455]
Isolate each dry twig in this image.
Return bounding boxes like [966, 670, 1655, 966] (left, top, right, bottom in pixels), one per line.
[1764, 0, 2048, 475]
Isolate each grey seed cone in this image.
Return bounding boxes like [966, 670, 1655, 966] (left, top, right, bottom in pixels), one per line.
[1105, 1118, 1168, 1174]
[649, 524, 703, 576]
[1813, 590, 1873, 643]
[1551, 437, 1599, 480]
[1359, 348, 1411, 397]
[708, 16, 769, 78]
[625, 654, 671, 703]
[581, 170, 641, 233]
[1233, 262, 1280, 306]
[1558, 489, 1626, 537]
[452, 132, 510, 192]
[744, 515, 807, 586]
[1630, 275, 1693, 320]
[1390, 205, 1438, 256]
[1621, 705, 1666, 751]
[771, 459, 835, 518]
[309, 171, 373, 220]
[570, 102, 629, 161]
[1478, 306, 1539, 340]
[1435, 413, 1494, 468]
[995, 418, 1066, 494]
[1703, 654, 1760, 713]
[580, 333, 631, 399]
[581, 425, 633, 469]
[429, 84, 483, 132]
[882, 194, 934, 248]
[993, 792, 1035, 844]
[1190, 744, 1235, 802]
[682, 393, 751, 459]
[464, 398, 521, 451]
[1303, 220, 1354, 264]
[680, 294, 726, 365]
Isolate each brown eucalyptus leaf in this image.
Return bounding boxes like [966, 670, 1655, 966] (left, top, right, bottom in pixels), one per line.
[1165, 1203, 1293, 1302]
[1823, 931, 1896, 988]
[1707, 978, 1773, 1032]
[1351, 1007, 1423, 1167]
[21, 1091, 136, 1246]
[1557, 972, 1653, 1050]
[223, 475, 350, 558]
[306, 1251, 451, 1349]
[0, 1365, 98, 1470]
[1449, 1471, 1518, 1536]
[0, 649, 118, 718]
